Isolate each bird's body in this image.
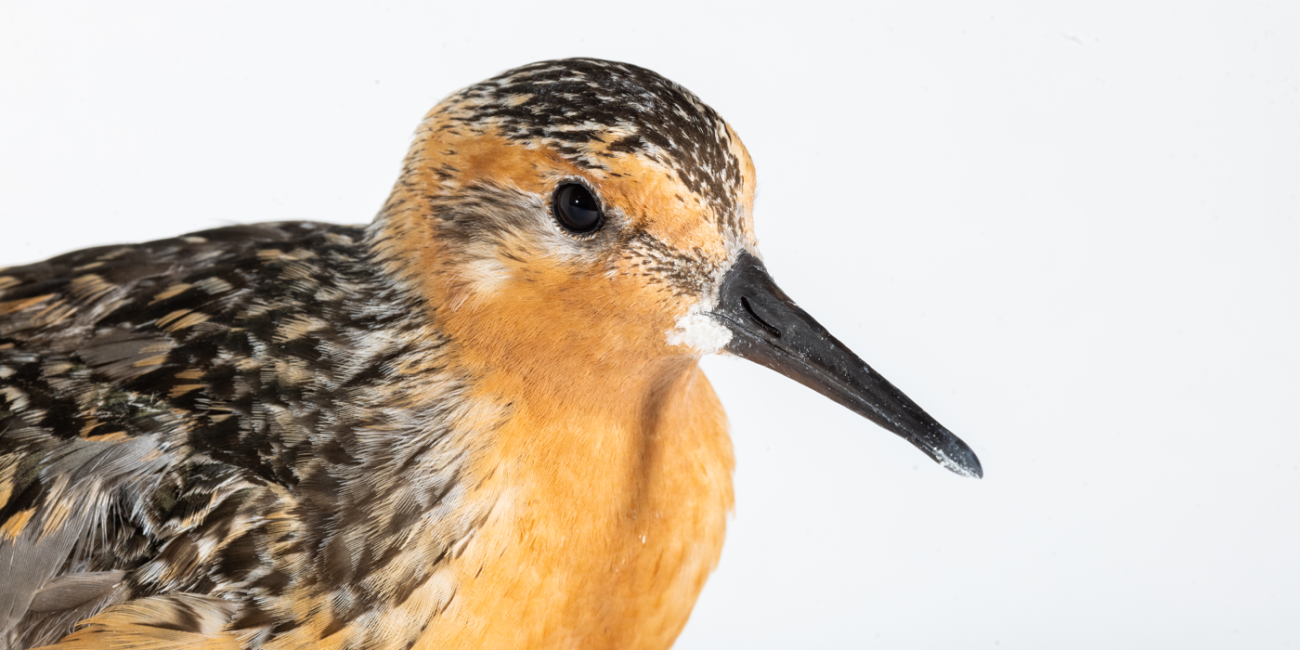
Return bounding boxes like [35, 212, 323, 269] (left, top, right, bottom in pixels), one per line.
[1, 59, 979, 649]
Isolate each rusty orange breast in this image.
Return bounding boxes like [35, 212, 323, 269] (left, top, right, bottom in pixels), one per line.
[414, 356, 734, 650]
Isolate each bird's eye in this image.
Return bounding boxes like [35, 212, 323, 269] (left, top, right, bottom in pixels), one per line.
[552, 183, 604, 235]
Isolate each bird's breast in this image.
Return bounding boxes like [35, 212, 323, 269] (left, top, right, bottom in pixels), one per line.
[416, 359, 735, 650]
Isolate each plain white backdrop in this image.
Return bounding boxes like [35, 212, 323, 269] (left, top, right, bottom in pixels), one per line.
[2, 3, 1298, 648]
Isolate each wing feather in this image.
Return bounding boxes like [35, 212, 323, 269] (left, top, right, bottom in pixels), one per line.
[29, 594, 240, 650]
[2, 221, 471, 649]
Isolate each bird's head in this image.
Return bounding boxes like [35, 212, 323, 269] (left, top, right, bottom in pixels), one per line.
[372, 59, 981, 477]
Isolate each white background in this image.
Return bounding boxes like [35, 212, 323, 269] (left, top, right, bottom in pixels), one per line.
[2, 3, 1298, 648]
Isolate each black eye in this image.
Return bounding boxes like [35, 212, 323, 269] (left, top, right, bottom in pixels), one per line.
[552, 183, 604, 234]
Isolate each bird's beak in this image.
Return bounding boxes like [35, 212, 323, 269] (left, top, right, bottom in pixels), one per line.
[710, 251, 983, 478]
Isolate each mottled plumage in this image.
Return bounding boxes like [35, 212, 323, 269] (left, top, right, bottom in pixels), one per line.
[1, 58, 979, 650]
[1, 222, 489, 648]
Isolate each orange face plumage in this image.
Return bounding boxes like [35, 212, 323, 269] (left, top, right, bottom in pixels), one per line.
[375, 74, 757, 375]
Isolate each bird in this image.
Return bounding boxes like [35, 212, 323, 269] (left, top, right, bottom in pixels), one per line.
[0, 58, 981, 650]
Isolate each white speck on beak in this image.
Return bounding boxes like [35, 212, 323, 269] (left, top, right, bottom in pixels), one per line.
[935, 449, 980, 478]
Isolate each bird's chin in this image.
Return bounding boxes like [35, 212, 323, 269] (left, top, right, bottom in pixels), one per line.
[665, 308, 734, 356]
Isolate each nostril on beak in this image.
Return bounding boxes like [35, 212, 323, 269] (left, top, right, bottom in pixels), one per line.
[740, 296, 782, 338]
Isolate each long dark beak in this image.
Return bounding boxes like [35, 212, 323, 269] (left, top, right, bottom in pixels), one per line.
[711, 251, 982, 478]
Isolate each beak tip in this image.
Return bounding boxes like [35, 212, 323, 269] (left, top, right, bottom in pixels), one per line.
[935, 443, 984, 479]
